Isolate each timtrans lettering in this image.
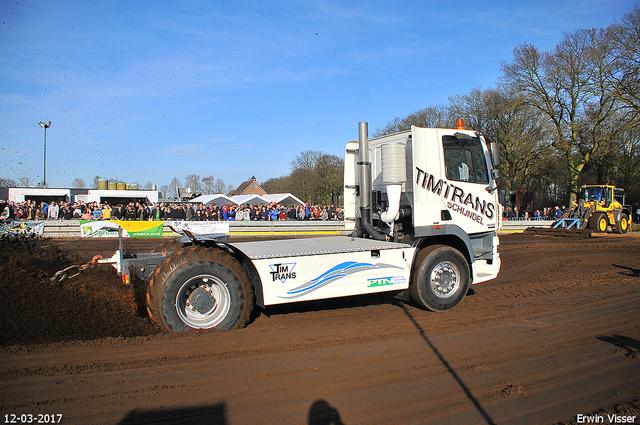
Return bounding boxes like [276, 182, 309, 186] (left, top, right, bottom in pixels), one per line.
[415, 167, 495, 220]
[270, 263, 297, 283]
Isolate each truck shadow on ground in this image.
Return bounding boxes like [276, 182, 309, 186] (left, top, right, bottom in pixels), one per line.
[117, 399, 345, 424]
[613, 264, 640, 277]
[597, 335, 640, 358]
[254, 288, 476, 323]
[399, 302, 497, 425]
[257, 291, 406, 319]
[117, 403, 228, 424]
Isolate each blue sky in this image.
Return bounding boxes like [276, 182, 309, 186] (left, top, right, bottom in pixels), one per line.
[0, 0, 634, 190]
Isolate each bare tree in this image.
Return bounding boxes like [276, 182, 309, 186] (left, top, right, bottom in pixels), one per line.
[451, 87, 551, 193]
[501, 28, 624, 204]
[289, 150, 324, 203]
[213, 178, 230, 194]
[159, 184, 169, 199]
[373, 105, 452, 137]
[608, 6, 640, 114]
[184, 174, 203, 193]
[72, 178, 86, 188]
[201, 176, 216, 194]
[316, 154, 344, 205]
[168, 177, 181, 200]
[18, 177, 32, 187]
[282, 150, 344, 205]
[290, 150, 323, 172]
[0, 177, 17, 187]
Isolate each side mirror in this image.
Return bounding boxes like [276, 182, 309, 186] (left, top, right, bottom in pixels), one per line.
[490, 141, 500, 167]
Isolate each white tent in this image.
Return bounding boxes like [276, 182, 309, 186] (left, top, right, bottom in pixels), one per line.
[230, 194, 268, 205]
[190, 193, 304, 207]
[262, 193, 304, 206]
[190, 194, 235, 207]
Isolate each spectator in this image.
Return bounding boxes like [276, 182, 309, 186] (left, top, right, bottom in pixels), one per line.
[269, 206, 278, 221]
[102, 203, 112, 220]
[112, 204, 124, 220]
[287, 206, 297, 220]
[62, 203, 74, 220]
[72, 203, 83, 219]
[47, 201, 60, 220]
[0, 201, 9, 221]
[92, 205, 103, 220]
[124, 203, 137, 220]
[35, 203, 45, 220]
[81, 208, 93, 220]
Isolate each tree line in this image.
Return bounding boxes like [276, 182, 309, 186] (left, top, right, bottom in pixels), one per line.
[261, 150, 344, 206]
[374, 6, 640, 208]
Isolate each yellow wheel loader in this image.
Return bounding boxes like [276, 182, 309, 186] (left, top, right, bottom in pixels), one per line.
[564, 185, 632, 234]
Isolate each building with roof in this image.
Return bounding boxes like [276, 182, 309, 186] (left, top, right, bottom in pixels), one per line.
[228, 176, 266, 196]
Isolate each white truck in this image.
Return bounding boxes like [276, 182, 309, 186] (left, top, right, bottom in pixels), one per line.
[104, 120, 502, 332]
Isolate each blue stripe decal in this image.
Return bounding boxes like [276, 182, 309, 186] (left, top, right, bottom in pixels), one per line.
[278, 261, 404, 299]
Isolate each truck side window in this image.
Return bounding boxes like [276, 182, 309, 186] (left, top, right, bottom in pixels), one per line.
[443, 136, 489, 184]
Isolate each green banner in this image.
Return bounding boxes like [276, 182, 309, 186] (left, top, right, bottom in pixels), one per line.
[80, 220, 163, 238]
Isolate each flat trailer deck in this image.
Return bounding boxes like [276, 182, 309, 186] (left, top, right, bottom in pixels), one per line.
[225, 235, 413, 259]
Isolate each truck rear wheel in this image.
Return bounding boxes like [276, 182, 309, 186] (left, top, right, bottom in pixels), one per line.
[409, 245, 470, 312]
[613, 213, 629, 234]
[147, 246, 254, 332]
[588, 213, 608, 233]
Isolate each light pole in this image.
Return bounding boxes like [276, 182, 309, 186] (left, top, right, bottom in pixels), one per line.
[38, 121, 51, 187]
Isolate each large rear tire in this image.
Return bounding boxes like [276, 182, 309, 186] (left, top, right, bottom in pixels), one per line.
[613, 213, 629, 234]
[151, 238, 186, 253]
[147, 246, 254, 332]
[588, 213, 608, 233]
[409, 245, 470, 312]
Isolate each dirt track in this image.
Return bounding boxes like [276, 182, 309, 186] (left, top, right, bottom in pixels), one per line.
[1, 232, 639, 424]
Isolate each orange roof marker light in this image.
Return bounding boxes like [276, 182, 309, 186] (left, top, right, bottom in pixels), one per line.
[455, 118, 465, 130]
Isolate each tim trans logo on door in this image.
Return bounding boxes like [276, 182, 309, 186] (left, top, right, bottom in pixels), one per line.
[269, 263, 297, 283]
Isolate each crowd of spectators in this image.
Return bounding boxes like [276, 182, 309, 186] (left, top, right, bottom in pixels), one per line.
[3, 199, 639, 224]
[0, 199, 345, 222]
[503, 206, 565, 220]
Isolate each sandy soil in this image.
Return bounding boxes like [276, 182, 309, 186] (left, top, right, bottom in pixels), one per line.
[0, 232, 639, 424]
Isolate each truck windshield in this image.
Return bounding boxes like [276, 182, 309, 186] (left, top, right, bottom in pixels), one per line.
[443, 135, 489, 184]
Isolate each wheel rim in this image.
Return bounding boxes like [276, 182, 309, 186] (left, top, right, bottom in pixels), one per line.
[599, 216, 607, 232]
[429, 261, 461, 299]
[620, 217, 628, 232]
[176, 274, 231, 328]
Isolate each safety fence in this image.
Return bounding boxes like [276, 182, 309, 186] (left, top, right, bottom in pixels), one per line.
[30, 219, 551, 238]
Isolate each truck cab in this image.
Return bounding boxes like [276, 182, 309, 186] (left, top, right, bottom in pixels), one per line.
[344, 120, 501, 289]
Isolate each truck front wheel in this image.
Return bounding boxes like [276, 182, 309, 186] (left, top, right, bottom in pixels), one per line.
[147, 246, 254, 332]
[409, 245, 470, 312]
